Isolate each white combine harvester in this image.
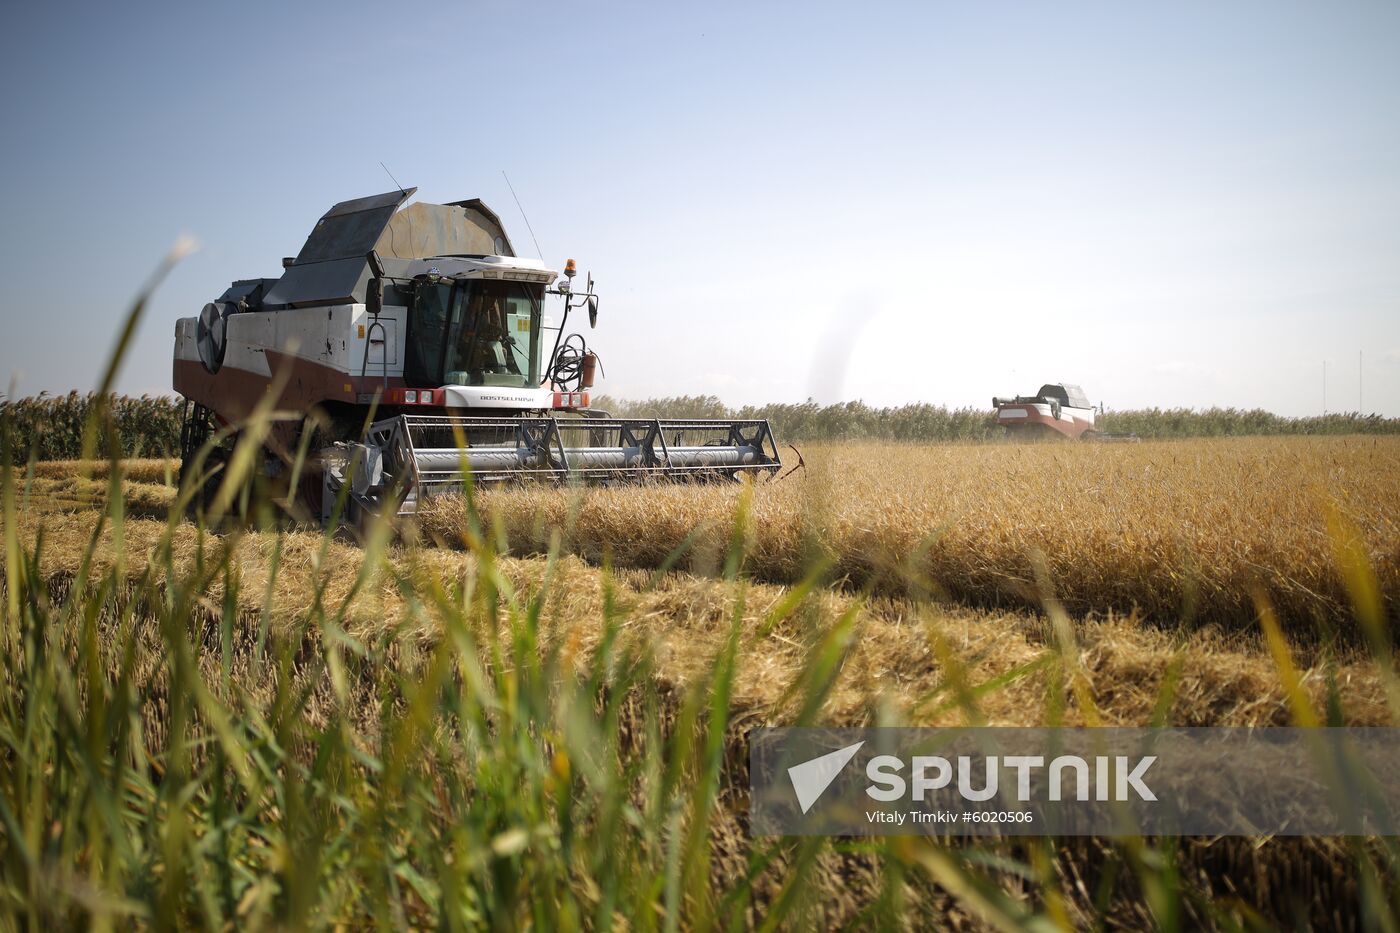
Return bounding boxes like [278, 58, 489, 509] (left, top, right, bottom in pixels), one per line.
[173, 187, 781, 523]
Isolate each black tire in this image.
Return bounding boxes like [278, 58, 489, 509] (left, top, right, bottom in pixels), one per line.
[180, 444, 230, 519]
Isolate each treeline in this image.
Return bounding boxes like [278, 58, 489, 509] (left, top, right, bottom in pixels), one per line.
[592, 394, 1400, 442]
[1097, 407, 1400, 438]
[0, 392, 184, 462]
[4, 391, 1399, 462]
[593, 395, 1001, 441]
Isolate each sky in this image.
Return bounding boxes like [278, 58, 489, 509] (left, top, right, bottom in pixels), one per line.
[1, 0, 1398, 415]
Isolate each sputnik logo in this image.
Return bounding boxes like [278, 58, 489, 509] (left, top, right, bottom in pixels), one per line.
[787, 742, 865, 813]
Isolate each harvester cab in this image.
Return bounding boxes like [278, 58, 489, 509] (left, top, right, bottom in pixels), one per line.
[173, 187, 781, 525]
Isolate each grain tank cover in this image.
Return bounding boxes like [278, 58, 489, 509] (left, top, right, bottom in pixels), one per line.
[297, 189, 416, 264]
[262, 188, 415, 309]
[375, 199, 516, 261]
[261, 188, 519, 310]
[1036, 384, 1092, 409]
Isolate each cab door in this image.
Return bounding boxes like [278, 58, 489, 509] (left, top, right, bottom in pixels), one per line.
[404, 282, 451, 386]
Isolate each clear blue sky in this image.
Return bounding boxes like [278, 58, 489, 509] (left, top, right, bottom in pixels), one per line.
[2, 0, 1398, 415]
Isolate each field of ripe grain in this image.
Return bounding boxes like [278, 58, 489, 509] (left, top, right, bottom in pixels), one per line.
[25, 437, 1400, 632]
[418, 436, 1400, 632]
[13, 508, 1391, 731]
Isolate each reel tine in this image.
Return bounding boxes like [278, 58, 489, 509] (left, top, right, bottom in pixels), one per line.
[775, 444, 807, 483]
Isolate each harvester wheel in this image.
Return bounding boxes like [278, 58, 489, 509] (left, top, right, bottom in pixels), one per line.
[179, 445, 231, 518]
[180, 444, 298, 526]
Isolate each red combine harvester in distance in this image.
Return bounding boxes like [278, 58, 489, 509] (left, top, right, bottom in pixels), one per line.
[992, 383, 1098, 440]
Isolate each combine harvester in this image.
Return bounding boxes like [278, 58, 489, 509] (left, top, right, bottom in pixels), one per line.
[173, 187, 781, 524]
[992, 383, 1099, 440]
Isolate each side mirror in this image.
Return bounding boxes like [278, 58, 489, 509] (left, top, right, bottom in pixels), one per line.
[366, 250, 386, 317]
[587, 294, 599, 328]
[366, 278, 383, 318]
